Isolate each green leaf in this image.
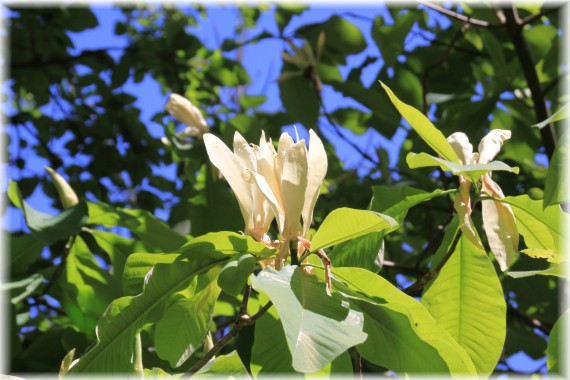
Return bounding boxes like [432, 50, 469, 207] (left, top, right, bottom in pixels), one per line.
[543, 141, 568, 208]
[195, 351, 249, 377]
[9, 180, 88, 245]
[506, 266, 565, 279]
[68, 256, 228, 373]
[379, 82, 460, 163]
[520, 248, 563, 264]
[275, 4, 308, 34]
[10, 233, 45, 275]
[251, 266, 367, 373]
[371, 13, 415, 66]
[421, 234, 506, 376]
[546, 309, 568, 374]
[239, 95, 266, 109]
[87, 201, 189, 252]
[329, 232, 384, 272]
[218, 253, 256, 296]
[501, 195, 566, 253]
[406, 152, 519, 183]
[311, 208, 398, 251]
[155, 269, 221, 368]
[370, 185, 453, 223]
[123, 253, 181, 296]
[332, 267, 477, 375]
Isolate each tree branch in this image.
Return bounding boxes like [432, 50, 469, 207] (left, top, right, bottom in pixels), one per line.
[501, 5, 557, 161]
[417, 0, 503, 28]
[507, 303, 553, 335]
[41, 235, 77, 296]
[520, 6, 561, 26]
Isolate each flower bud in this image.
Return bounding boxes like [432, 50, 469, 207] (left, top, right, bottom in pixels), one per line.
[44, 167, 79, 209]
[166, 94, 208, 135]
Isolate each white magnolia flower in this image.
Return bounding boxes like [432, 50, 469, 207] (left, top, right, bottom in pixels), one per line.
[446, 130, 518, 271]
[166, 94, 209, 137]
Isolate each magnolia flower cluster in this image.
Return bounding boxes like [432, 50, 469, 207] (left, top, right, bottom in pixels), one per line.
[162, 94, 209, 145]
[447, 129, 519, 271]
[204, 130, 328, 268]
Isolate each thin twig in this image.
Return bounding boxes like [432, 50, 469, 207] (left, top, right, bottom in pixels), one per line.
[507, 303, 553, 335]
[418, 0, 503, 28]
[520, 6, 561, 26]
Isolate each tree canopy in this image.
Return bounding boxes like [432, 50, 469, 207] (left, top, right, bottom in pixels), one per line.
[4, 2, 568, 377]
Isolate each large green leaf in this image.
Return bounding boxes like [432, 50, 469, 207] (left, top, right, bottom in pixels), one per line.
[279, 72, 319, 128]
[311, 208, 398, 251]
[67, 257, 228, 373]
[87, 201, 189, 252]
[546, 309, 568, 374]
[155, 268, 221, 368]
[501, 195, 566, 253]
[331, 267, 477, 375]
[406, 152, 519, 183]
[218, 253, 256, 296]
[194, 351, 249, 377]
[379, 82, 460, 163]
[371, 13, 415, 66]
[421, 234, 506, 376]
[9, 180, 88, 245]
[251, 266, 367, 373]
[370, 186, 453, 223]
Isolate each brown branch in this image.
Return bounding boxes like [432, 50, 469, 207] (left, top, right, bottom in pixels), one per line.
[520, 6, 562, 26]
[183, 286, 273, 378]
[501, 5, 557, 161]
[417, 0, 503, 28]
[403, 230, 462, 295]
[507, 303, 553, 335]
[382, 260, 427, 278]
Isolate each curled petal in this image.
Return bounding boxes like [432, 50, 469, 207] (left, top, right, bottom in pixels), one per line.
[482, 174, 519, 271]
[453, 176, 483, 249]
[302, 130, 328, 237]
[447, 132, 474, 165]
[478, 130, 512, 164]
[250, 170, 285, 232]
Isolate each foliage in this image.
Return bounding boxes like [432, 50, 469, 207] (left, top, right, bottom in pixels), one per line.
[4, 2, 567, 377]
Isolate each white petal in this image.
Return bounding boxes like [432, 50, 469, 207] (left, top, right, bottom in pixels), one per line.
[276, 132, 296, 185]
[302, 130, 328, 237]
[233, 132, 257, 172]
[447, 132, 473, 165]
[280, 141, 308, 239]
[481, 174, 519, 271]
[166, 94, 209, 133]
[453, 177, 483, 249]
[203, 133, 253, 230]
[478, 129, 512, 164]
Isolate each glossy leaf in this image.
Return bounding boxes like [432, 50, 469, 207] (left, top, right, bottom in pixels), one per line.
[311, 208, 398, 251]
[379, 82, 460, 163]
[331, 267, 477, 375]
[421, 234, 506, 376]
[251, 266, 367, 373]
[329, 232, 384, 272]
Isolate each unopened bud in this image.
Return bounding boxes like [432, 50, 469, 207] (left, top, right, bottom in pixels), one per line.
[44, 167, 79, 209]
[166, 94, 208, 135]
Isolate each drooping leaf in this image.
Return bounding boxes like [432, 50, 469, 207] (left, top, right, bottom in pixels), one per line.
[379, 82, 460, 163]
[421, 234, 506, 376]
[501, 195, 566, 253]
[311, 208, 398, 251]
[406, 152, 519, 183]
[331, 267, 477, 375]
[533, 102, 569, 129]
[546, 309, 569, 374]
[9, 180, 88, 245]
[155, 269, 221, 368]
[507, 266, 565, 278]
[10, 233, 45, 275]
[251, 266, 367, 373]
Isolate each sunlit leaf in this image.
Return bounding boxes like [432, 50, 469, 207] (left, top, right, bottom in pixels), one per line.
[546, 309, 568, 374]
[421, 234, 506, 376]
[218, 253, 256, 296]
